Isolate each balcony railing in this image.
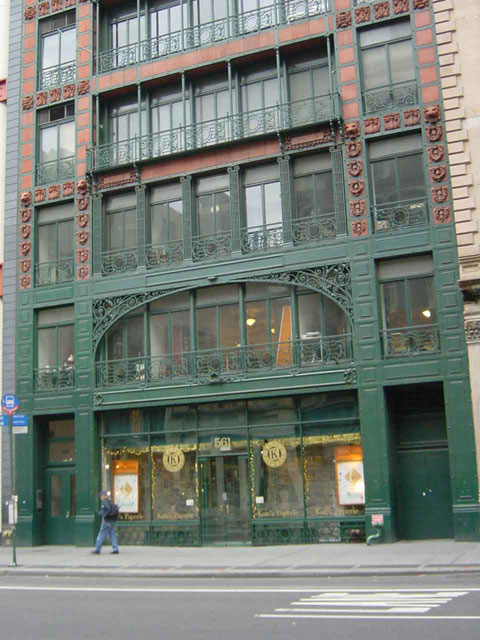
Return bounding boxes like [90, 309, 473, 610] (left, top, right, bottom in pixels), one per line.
[145, 240, 184, 269]
[381, 325, 440, 358]
[95, 335, 353, 388]
[101, 247, 138, 276]
[362, 80, 418, 115]
[192, 231, 233, 262]
[34, 366, 75, 392]
[36, 156, 75, 186]
[98, 1, 329, 74]
[373, 198, 428, 233]
[89, 93, 340, 172]
[34, 258, 74, 287]
[37, 61, 76, 90]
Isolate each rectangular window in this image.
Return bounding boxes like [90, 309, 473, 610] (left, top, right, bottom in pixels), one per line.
[240, 60, 280, 115]
[36, 305, 75, 391]
[37, 103, 75, 185]
[103, 192, 138, 275]
[39, 11, 76, 89]
[378, 256, 439, 357]
[369, 134, 427, 232]
[194, 175, 231, 260]
[148, 183, 184, 268]
[287, 49, 329, 102]
[359, 19, 416, 114]
[36, 202, 74, 287]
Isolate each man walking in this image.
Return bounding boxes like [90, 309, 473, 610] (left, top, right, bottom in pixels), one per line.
[91, 490, 119, 554]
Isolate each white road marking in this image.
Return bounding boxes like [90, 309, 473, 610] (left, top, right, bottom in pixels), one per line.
[258, 614, 480, 621]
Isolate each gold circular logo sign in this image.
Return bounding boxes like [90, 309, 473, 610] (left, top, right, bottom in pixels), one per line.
[262, 440, 287, 468]
[163, 447, 185, 473]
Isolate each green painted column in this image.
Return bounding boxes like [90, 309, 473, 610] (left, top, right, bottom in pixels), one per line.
[278, 156, 292, 244]
[228, 166, 240, 253]
[181, 175, 193, 261]
[92, 194, 103, 277]
[136, 185, 146, 269]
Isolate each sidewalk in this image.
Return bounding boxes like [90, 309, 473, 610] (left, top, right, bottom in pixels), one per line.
[1, 539, 480, 578]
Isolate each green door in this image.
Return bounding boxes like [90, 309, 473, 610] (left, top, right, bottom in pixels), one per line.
[46, 468, 76, 544]
[396, 448, 454, 540]
[200, 455, 250, 544]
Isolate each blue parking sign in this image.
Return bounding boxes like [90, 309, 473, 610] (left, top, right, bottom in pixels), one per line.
[1, 395, 18, 415]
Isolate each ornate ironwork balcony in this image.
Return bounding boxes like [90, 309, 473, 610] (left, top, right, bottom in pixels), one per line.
[362, 80, 418, 115]
[37, 61, 76, 90]
[293, 211, 337, 244]
[192, 231, 233, 262]
[145, 240, 184, 270]
[101, 247, 138, 276]
[34, 366, 75, 392]
[36, 156, 75, 185]
[241, 223, 284, 254]
[382, 324, 440, 358]
[373, 198, 428, 233]
[94, 335, 353, 388]
[98, 1, 329, 74]
[90, 93, 339, 172]
[34, 258, 74, 287]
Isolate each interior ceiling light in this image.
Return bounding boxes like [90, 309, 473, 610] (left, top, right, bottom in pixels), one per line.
[246, 318, 256, 326]
[422, 309, 431, 318]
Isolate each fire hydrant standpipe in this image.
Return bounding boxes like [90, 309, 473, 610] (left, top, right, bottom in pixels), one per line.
[366, 523, 384, 545]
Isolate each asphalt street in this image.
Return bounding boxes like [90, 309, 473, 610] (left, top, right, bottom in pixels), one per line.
[1, 574, 480, 640]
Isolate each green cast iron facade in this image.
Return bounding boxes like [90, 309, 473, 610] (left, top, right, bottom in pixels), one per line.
[12, 0, 480, 546]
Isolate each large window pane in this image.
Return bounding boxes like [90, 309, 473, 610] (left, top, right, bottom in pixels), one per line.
[362, 47, 388, 90]
[197, 308, 217, 349]
[59, 121, 75, 157]
[245, 185, 263, 227]
[264, 182, 281, 225]
[219, 305, 240, 348]
[389, 40, 415, 84]
[409, 277, 436, 325]
[58, 324, 74, 366]
[382, 281, 407, 328]
[397, 154, 425, 201]
[38, 327, 56, 368]
[40, 127, 57, 163]
[42, 33, 59, 69]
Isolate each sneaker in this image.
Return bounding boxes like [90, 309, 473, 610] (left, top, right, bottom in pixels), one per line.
[90, 550, 100, 554]
[110, 550, 119, 554]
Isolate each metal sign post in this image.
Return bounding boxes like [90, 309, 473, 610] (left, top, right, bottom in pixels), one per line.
[2, 394, 19, 567]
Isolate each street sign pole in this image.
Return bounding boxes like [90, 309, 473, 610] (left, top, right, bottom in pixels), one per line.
[8, 413, 17, 567]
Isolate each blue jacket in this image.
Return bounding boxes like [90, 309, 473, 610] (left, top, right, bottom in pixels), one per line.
[98, 499, 112, 522]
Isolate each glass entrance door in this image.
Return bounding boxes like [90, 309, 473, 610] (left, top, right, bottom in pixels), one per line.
[46, 468, 76, 544]
[200, 455, 250, 544]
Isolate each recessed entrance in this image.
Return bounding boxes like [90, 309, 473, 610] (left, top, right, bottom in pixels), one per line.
[200, 455, 250, 544]
[46, 468, 76, 544]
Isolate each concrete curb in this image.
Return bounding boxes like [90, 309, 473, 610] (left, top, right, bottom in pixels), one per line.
[2, 566, 480, 579]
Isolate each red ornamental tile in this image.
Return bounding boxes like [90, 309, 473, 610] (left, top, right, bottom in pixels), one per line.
[77, 213, 89, 227]
[63, 181, 75, 196]
[77, 196, 89, 210]
[24, 6, 36, 20]
[428, 145, 445, 162]
[429, 165, 447, 182]
[404, 109, 421, 126]
[393, 0, 409, 14]
[344, 121, 360, 138]
[424, 105, 441, 123]
[63, 84, 75, 99]
[48, 184, 61, 199]
[36, 92, 48, 107]
[76, 179, 88, 194]
[22, 96, 33, 110]
[20, 225, 31, 239]
[77, 265, 90, 280]
[433, 206, 451, 224]
[336, 12, 352, 28]
[374, 2, 390, 18]
[52, 0, 63, 11]
[65, 0, 76, 6]
[34, 188, 46, 203]
[346, 141, 362, 157]
[349, 180, 365, 196]
[350, 200, 366, 217]
[384, 113, 400, 130]
[413, 0, 429, 8]
[20, 208, 32, 222]
[432, 185, 448, 203]
[19, 259, 31, 273]
[49, 88, 61, 103]
[38, 2, 49, 16]
[77, 248, 89, 263]
[347, 160, 363, 177]
[352, 219, 368, 237]
[426, 125, 443, 142]
[20, 192, 32, 206]
[364, 117, 380, 134]
[19, 241, 31, 256]
[77, 80, 90, 95]
[355, 6, 371, 23]
[76, 230, 89, 244]
[19, 275, 31, 290]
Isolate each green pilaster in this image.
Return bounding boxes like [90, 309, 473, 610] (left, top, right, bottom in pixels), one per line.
[92, 194, 103, 276]
[181, 175, 193, 261]
[136, 185, 146, 268]
[331, 147, 347, 236]
[228, 166, 241, 252]
[278, 156, 292, 244]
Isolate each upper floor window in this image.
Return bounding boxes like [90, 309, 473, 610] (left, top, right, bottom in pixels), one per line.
[147, 183, 184, 267]
[37, 103, 75, 185]
[240, 61, 280, 114]
[378, 256, 439, 357]
[108, 96, 147, 145]
[359, 20, 416, 115]
[105, 192, 137, 252]
[369, 134, 427, 232]
[36, 305, 75, 391]
[293, 153, 335, 241]
[39, 11, 76, 89]
[243, 163, 281, 232]
[287, 49, 329, 102]
[109, 2, 146, 50]
[195, 173, 231, 238]
[36, 202, 74, 287]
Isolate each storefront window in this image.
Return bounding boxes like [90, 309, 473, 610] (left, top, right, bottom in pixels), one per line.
[102, 446, 150, 521]
[250, 425, 303, 518]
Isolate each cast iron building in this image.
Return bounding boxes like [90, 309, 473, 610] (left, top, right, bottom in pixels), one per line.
[9, 0, 480, 546]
